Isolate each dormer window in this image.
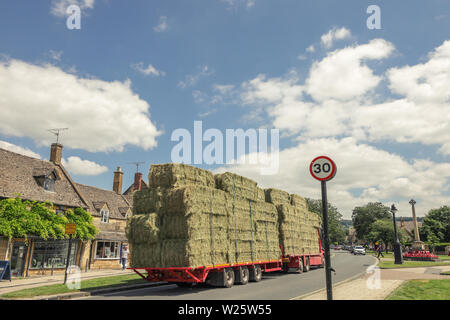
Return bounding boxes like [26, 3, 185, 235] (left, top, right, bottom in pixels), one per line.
[100, 208, 110, 223]
[33, 168, 57, 192]
[43, 176, 55, 192]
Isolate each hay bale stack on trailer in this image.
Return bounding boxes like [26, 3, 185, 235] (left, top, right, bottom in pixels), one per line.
[127, 164, 281, 268]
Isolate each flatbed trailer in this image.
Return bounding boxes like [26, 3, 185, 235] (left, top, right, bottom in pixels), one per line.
[130, 230, 324, 288]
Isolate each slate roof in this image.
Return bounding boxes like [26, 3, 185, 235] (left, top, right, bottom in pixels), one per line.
[75, 183, 131, 220]
[0, 148, 87, 208]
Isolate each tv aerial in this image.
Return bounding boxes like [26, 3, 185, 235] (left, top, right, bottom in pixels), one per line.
[47, 128, 68, 144]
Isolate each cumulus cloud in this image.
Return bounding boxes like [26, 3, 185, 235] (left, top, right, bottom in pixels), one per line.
[0, 140, 41, 159]
[50, 0, 95, 18]
[0, 59, 161, 152]
[62, 156, 108, 176]
[320, 27, 352, 48]
[131, 62, 166, 77]
[153, 16, 168, 33]
[221, 0, 256, 9]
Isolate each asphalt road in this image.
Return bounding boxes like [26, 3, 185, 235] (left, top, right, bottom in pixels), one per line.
[82, 251, 376, 300]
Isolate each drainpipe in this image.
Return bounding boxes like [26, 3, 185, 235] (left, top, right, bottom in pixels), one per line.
[5, 238, 11, 260]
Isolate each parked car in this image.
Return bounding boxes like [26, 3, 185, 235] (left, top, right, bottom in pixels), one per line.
[353, 246, 366, 255]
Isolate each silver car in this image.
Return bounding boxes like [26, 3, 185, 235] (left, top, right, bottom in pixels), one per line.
[353, 246, 366, 255]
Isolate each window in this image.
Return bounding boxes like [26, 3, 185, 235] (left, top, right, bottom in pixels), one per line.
[43, 177, 55, 192]
[95, 241, 120, 259]
[30, 240, 78, 269]
[100, 208, 109, 223]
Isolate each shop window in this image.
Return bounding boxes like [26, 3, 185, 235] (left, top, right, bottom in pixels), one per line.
[95, 241, 120, 259]
[30, 240, 78, 269]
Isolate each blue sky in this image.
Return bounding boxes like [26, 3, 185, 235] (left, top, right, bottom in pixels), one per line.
[0, 0, 449, 218]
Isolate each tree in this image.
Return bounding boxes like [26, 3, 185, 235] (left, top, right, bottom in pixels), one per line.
[0, 196, 98, 241]
[352, 202, 392, 241]
[306, 198, 347, 244]
[366, 219, 406, 251]
[419, 206, 450, 242]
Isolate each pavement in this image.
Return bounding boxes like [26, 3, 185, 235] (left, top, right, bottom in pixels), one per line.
[299, 258, 450, 300]
[0, 268, 136, 295]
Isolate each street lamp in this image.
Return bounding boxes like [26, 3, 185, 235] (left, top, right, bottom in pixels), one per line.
[391, 204, 403, 264]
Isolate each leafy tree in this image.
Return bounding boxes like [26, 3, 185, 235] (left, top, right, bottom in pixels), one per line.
[306, 198, 347, 244]
[366, 219, 407, 250]
[0, 197, 98, 241]
[419, 206, 450, 242]
[352, 202, 392, 241]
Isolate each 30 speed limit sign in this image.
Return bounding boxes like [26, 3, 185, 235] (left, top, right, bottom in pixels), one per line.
[309, 156, 336, 181]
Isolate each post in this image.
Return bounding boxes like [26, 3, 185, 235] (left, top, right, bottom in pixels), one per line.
[64, 234, 73, 285]
[321, 181, 333, 300]
[391, 204, 403, 264]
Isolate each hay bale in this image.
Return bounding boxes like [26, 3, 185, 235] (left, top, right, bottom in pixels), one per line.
[215, 172, 265, 202]
[126, 213, 159, 244]
[148, 163, 215, 189]
[264, 188, 290, 206]
[133, 187, 168, 215]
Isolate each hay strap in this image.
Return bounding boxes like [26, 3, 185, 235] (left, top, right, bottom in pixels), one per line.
[209, 189, 215, 267]
[265, 211, 269, 261]
[233, 176, 238, 263]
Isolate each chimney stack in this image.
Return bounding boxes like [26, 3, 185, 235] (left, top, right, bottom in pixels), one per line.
[113, 166, 123, 194]
[50, 143, 63, 164]
[133, 172, 143, 191]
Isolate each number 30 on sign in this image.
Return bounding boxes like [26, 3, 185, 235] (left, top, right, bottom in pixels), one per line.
[309, 156, 337, 182]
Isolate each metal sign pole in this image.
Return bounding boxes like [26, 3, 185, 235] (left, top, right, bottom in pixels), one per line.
[64, 234, 73, 285]
[321, 180, 333, 300]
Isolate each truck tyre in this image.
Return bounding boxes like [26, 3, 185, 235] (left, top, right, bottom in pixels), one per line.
[235, 267, 249, 285]
[249, 265, 262, 282]
[224, 268, 235, 288]
[304, 258, 310, 272]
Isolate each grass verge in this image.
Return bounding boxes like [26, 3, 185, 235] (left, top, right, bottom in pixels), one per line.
[1, 274, 146, 299]
[378, 260, 450, 269]
[386, 279, 450, 300]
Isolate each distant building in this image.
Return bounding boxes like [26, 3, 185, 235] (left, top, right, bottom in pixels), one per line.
[397, 218, 423, 242]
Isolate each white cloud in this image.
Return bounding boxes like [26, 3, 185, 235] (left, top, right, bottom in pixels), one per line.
[131, 62, 166, 77]
[306, 39, 395, 102]
[306, 45, 315, 53]
[0, 140, 41, 159]
[62, 156, 108, 176]
[153, 16, 168, 33]
[178, 65, 213, 88]
[0, 58, 161, 152]
[50, 0, 95, 18]
[320, 27, 352, 49]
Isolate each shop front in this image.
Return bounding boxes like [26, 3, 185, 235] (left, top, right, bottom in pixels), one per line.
[88, 231, 128, 270]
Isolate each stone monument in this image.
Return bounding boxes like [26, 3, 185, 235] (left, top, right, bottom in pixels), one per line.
[409, 199, 425, 250]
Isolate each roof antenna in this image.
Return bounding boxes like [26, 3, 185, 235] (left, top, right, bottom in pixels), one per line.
[48, 128, 68, 144]
[127, 162, 145, 173]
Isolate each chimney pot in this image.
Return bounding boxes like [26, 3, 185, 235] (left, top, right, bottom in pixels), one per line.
[50, 143, 63, 164]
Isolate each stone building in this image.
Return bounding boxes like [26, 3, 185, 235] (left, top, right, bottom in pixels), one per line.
[0, 144, 133, 276]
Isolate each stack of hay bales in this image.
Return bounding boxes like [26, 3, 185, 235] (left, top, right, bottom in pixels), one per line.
[127, 164, 281, 268]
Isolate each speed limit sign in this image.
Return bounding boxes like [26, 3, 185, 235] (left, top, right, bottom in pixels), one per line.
[309, 156, 336, 181]
[309, 155, 336, 300]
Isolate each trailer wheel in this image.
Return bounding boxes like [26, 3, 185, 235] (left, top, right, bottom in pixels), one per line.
[235, 267, 249, 285]
[304, 258, 310, 272]
[249, 265, 262, 282]
[224, 268, 235, 288]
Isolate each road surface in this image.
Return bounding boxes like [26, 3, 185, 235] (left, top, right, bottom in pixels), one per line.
[82, 251, 376, 300]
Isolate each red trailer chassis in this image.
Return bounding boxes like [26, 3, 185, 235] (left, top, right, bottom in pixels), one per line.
[130, 229, 324, 287]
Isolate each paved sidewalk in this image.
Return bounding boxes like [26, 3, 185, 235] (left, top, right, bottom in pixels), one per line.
[0, 269, 135, 295]
[299, 265, 450, 300]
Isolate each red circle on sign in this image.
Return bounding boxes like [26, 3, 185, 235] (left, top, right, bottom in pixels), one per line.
[309, 156, 336, 181]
